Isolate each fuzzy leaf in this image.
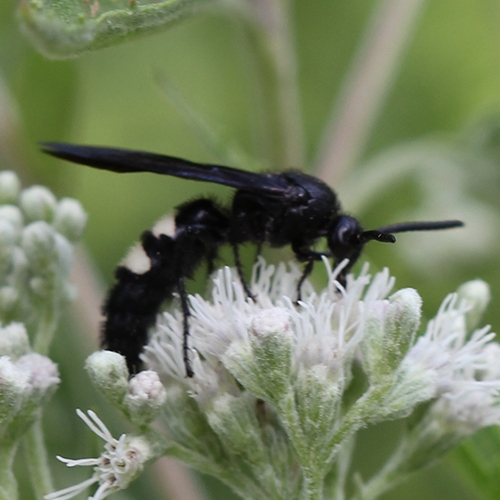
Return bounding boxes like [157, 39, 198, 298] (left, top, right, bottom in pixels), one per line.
[18, 0, 221, 59]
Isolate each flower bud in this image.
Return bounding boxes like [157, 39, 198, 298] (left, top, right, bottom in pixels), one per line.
[17, 353, 60, 403]
[54, 233, 74, 276]
[0, 205, 23, 232]
[0, 171, 20, 205]
[363, 289, 422, 384]
[383, 289, 422, 368]
[0, 287, 19, 314]
[456, 279, 490, 333]
[0, 356, 30, 423]
[20, 185, 57, 222]
[21, 221, 56, 269]
[0, 218, 17, 243]
[0, 219, 17, 276]
[10, 247, 28, 282]
[29, 277, 49, 296]
[225, 308, 293, 403]
[250, 309, 292, 380]
[293, 365, 342, 450]
[85, 351, 129, 406]
[53, 198, 87, 242]
[0, 323, 30, 358]
[125, 370, 167, 425]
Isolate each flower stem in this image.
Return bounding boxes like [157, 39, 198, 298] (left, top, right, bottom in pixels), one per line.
[24, 420, 54, 499]
[249, 0, 305, 168]
[268, 0, 304, 168]
[300, 473, 325, 500]
[350, 439, 410, 500]
[0, 442, 18, 500]
[326, 386, 388, 465]
[315, 0, 426, 184]
[33, 301, 59, 356]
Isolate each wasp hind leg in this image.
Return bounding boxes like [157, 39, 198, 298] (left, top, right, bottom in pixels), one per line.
[177, 276, 195, 378]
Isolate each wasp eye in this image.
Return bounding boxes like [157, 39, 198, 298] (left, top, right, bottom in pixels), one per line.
[327, 216, 364, 262]
[330, 216, 362, 245]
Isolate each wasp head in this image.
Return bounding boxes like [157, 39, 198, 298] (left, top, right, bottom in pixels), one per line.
[327, 215, 396, 278]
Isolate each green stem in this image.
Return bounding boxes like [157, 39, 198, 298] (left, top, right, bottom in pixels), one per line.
[315, 0, 426, 185]
[0, 442, 18, 500]
[300, 473, 324, 500]
[33, 301, 59, 356]
[249, 0, 305, 168]
[326, 386, 387, 466]
[24, 420, 54, 499]
[349, 438, 411, 500]
[268, 0, 304, 168]
[231, 17, 273, 167]
[274, 393, 333, 500]
[273, 386, 366, 500]
[333, 434, 356, 500]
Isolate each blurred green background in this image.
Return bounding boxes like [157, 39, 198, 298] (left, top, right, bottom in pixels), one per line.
[3, 0, 500, 499]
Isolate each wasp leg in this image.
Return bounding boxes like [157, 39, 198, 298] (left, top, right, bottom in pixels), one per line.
[296, 259, 315, 303]
[177, 276, 194, 378]
[292, 244, 332, 303]
[231, 242, 257, 301]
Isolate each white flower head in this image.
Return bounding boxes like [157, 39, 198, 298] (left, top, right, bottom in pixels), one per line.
[432, 384, 500, 433]
[46, 410, 152, 500]
[403, 294, 496, 394]
[144, 258, 395, 402]
[396, 286, 500, 436]
[120, 258, 500, 500]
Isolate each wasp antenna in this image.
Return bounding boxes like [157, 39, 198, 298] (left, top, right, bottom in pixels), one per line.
[359, 230, 396, 244]
[376, 220, 464, 234]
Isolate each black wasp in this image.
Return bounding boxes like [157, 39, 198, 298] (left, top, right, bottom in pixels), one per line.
[42, 143, 463, 377]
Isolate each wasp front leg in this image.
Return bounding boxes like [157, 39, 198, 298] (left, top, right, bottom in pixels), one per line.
[231, 242, 257, 302]
[291, 243, 332, 303]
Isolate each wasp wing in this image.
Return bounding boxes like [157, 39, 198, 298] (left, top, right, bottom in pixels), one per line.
[41, 143, 289, 196]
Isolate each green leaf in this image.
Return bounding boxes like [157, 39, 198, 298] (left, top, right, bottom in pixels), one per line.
[18, 0, 222, 59]
[451, 427, 500, 500]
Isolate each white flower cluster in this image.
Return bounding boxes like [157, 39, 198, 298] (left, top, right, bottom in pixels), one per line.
[61, 258, 498, 500]
[144, 258, 498, 498]
[403, 284, 500, 434]
[0, 171, 86, 350]
[147, 259, 394, 390]
[0, 171, 87, 500]
[0, 322, 59, 441]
